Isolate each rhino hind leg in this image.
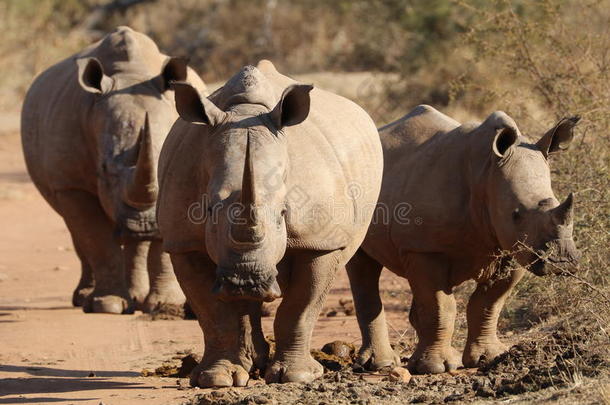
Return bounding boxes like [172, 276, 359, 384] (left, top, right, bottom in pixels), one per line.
[405, 253, 462, 374]
[346, 249, 400, 371]
[265, 250, 343, 384]
[141, 241, 185, 314]
[57, 190, 134, 314]
[463, 267, 525, 368]
[170, 252, 268, 388]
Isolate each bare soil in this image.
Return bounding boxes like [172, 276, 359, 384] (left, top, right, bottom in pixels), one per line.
[0, 115, 607, 405]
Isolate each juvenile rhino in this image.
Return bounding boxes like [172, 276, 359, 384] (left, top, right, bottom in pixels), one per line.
[21, 26, 206, 313]
[157, 60, 382, 386]
[347, 105, 580, 373]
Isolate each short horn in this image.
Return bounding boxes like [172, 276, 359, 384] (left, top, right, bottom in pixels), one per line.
[124, 113, 158, 207]
[552, 193, 574, 225]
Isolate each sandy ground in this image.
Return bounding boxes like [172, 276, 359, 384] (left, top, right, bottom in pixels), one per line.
[0, 115, 411, 405]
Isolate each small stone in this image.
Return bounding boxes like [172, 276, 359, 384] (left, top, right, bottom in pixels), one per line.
[87, 372, 96, 377]
[326, 310, 338, 317]
[321, 341, 354, 359]
[388, 366, 411, 383]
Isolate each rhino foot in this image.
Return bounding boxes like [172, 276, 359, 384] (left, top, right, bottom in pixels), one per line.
[83, 293, 134, 314]
[72, 286, 94, 307]
[354, 344, 401, 372]
[142, 290, 186, 314]
[190, 359, 249, 388]
[128, 287, 149, 311]
[265, 355, 323, 384]
[407, 345, 462, 374]
[463, 340, 508, 368]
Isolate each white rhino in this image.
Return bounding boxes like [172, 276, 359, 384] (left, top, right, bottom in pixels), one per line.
[21, 26, 206, 313]
[347, 105, 580, 373]
[157, 60, 383, 386]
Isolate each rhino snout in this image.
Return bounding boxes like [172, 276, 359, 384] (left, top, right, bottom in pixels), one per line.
[213, 265, 281, 302]
[530, 238, 580, 276]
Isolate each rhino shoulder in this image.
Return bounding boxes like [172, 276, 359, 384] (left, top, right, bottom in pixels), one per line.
[157, 120, 206, 254]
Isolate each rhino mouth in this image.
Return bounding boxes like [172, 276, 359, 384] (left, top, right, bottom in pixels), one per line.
[213, 263, 281, 302]
[115, 206, 160, 241]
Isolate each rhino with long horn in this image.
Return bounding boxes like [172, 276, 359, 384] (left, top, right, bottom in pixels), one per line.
[157, 60, 383, 387]
[21, 27, 207, 314]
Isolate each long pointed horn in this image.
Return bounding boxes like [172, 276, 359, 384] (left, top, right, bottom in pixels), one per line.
[552, 193, 574, 225]
[124, 113, 158, 207]
[239, 133, 256, 225]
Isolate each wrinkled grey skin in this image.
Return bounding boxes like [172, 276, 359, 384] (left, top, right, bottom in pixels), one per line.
[157, 60, 383, 386]
[21, 26, 206, 313]
[346, 105, 580, 374]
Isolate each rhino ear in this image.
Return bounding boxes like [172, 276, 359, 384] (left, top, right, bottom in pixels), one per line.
[271, 84, 313, 130]
[158, 56, 189, 92]
[172, 81, 226, 126]
[77, 57, 113, 94]
[492, 126, 519, 159]
[536, 116, 580, 158]
[481, 111, 520, 159]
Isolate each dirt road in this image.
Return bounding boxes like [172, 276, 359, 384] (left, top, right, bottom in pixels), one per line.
[0, 116, 411, 405]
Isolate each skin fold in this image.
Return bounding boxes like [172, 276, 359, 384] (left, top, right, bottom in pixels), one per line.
[346, 105, 580, 374]
[157, 60, 383, 386]
[21, 26, 206, 313]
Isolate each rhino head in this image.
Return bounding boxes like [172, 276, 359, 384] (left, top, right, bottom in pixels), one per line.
[173, 66, 313, 301]
[477, 112, 581, 276]
[76, 55, 189, 240]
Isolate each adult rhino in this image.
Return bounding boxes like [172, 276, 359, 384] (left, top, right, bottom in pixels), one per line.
[347, 105, 580, 374]
[21, 26, 206, 314]
[157, 60, 382, 386]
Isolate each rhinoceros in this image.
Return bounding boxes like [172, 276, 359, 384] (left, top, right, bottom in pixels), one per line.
[346, 105, 580, 374]
[157, 60, 383, 386]
[21, 26, 206, 314]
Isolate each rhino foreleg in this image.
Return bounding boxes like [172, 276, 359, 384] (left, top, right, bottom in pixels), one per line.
[57, 190, 134, 314]
[124, 239, 150, 309]
[170, 252, 268, 388]
[265, 250, 342, 384]
[71, 240, 95, 307]
[142, 241, 185, 313]
[346, 249, 399, 371]
[464, 267, 525, 367]
[405, 253, 462, 374]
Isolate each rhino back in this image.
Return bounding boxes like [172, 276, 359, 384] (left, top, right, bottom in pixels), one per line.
[363, 106, 484, 271]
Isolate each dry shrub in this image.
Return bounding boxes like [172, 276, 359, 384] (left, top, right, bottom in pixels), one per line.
[446, 0, 610, 387]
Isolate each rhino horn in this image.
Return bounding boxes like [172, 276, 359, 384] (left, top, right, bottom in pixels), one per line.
[124, 113, 158, 207]
[239, 133, 256, 225]
[552, 193, 574, 225]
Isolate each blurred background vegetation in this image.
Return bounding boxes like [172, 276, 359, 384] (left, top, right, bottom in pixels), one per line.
[1, 0, 608, 384]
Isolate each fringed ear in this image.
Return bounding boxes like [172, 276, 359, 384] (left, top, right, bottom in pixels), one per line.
[270, 84, 313, 129]
[537, 116, 580, 158]
[76, 57, 113, 94]
[172, 81, 226, 126]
